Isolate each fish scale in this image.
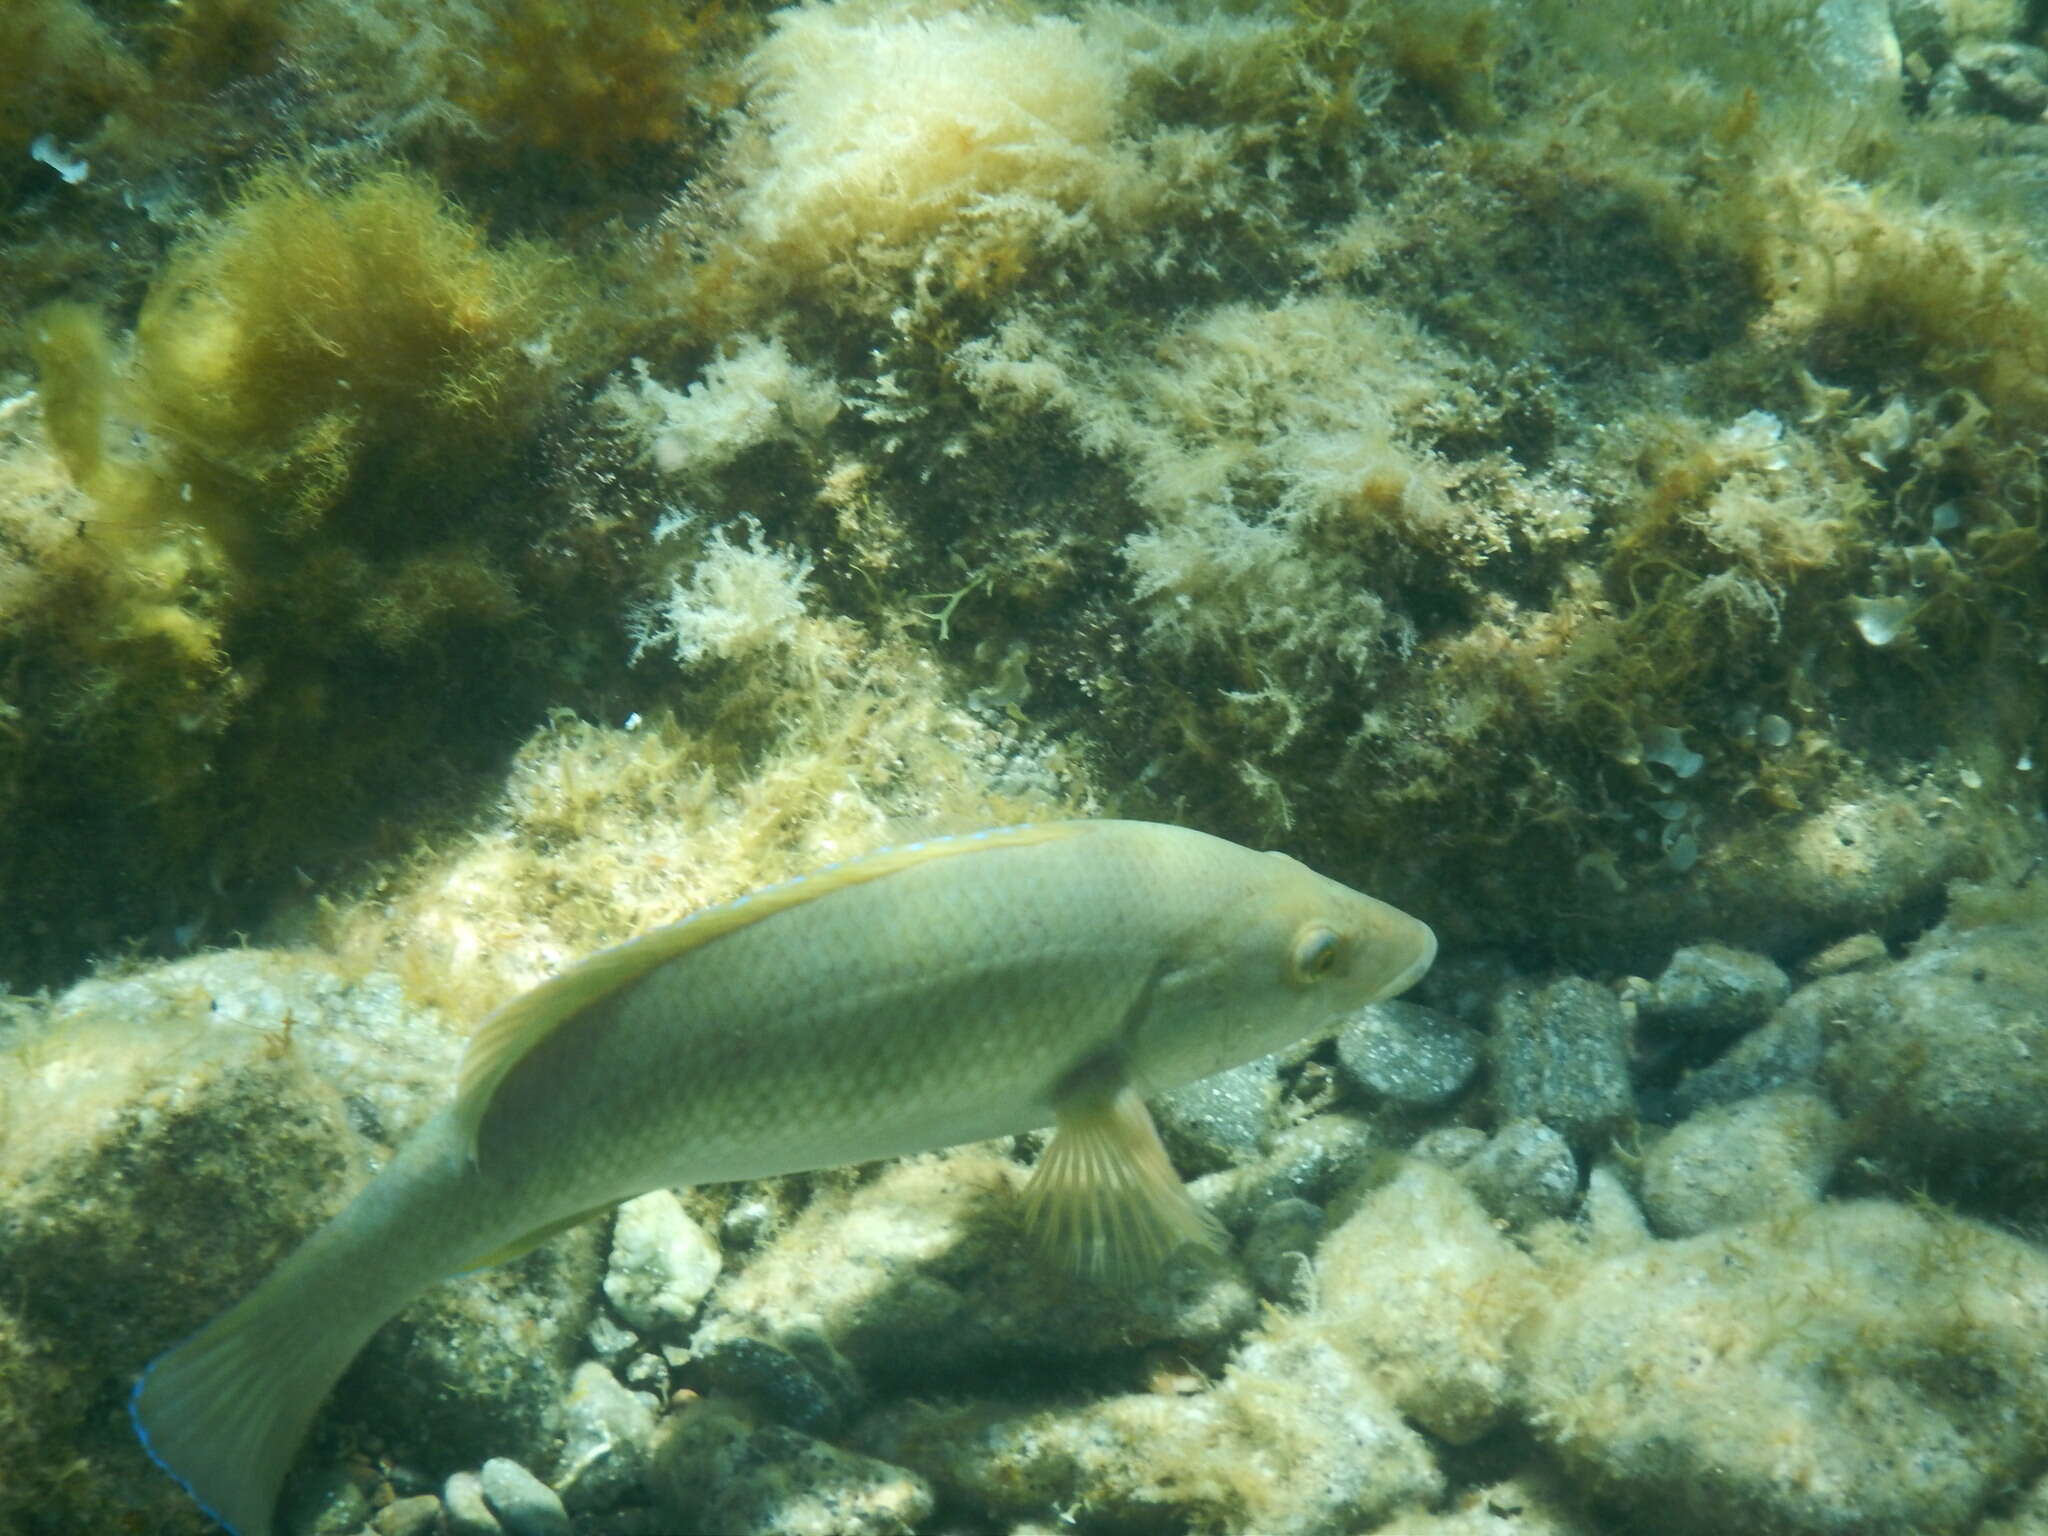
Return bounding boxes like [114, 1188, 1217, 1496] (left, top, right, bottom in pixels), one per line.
[131, 818, 1435, 1536]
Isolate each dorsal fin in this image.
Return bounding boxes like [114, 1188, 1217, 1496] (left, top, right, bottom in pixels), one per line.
[452, 820, 1086, 1159]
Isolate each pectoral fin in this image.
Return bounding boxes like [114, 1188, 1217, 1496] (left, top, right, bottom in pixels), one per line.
[1022, 1056, 1223, 1286]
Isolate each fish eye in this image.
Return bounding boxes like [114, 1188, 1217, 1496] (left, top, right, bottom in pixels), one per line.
[1289, 924, 1341, 983]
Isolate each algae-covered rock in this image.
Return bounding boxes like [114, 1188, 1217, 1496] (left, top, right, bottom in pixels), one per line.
[863, 1326, 1441, 1535]
[1521, 1201, 2048, 1536]
[1374, 1470, 1599, 1536]
[650, 1398, 932, 1536]
[0, 949, 597, 1533]
[1317, 1161, 1546, 1444]
[1821, 894, 2048, 1177]
[1979, 1470, 2048, 1536]
[0, 951, 418, 1532]
[1640, 1090, 1845, 1237]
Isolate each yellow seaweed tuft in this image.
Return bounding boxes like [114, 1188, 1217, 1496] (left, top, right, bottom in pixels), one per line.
[133, 166, 572, 533]
[449, 0, 753, 167]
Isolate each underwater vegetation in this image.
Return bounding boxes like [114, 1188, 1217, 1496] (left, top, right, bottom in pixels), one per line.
[3, 164, 599, 984]
[7, 0, 2046, 986]
[2, 0, 2048, 1531]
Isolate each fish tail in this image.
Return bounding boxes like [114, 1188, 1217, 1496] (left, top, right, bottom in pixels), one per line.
[131, 1109, 484, 1536]
[130, 1256, 386, 1536]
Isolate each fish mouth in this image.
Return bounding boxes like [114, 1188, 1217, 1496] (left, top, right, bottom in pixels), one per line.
[1379, 921, 1438, 999]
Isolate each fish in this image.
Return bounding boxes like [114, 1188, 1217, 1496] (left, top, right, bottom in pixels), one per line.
[130, 818, 1435, 1536]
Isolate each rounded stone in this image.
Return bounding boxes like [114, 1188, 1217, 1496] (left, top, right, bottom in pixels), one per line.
[372, 1495, 444, 1536]
[442, 1472, 501, 1536]
[1153, 1051, 1283, 1172]
[1335, 1001, 1482, 1107]
[690, 1334, 847, 1434]
[553, 1361, 659, 1513]
[1643, 943, 1790, 1034]
[1640, 1090, 1844, 1238]
[478, 1457, 570, 1536]
[1460, 1119, 1578, 1228]
[1488, 977, 1634, 1148]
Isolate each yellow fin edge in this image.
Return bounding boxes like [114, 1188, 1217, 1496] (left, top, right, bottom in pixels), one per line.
[453, 821, 1087, 1159]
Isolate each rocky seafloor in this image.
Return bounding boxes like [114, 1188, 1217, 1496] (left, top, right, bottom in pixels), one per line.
[6, 865, 2048, 1536]
[8, 0, 2048, 1530]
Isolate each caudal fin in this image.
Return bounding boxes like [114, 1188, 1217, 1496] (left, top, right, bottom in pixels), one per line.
[131, 1263, 380, 1536]
[132, 1107, 489, 1534]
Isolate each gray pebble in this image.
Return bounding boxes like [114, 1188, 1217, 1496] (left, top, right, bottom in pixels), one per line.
[372, 1494, 444, 1536]
[1489, 976, 1634, 1148]
[443, 1471, 502, 1536]
[1242, 1197, 1325, 1305]
[296, 1474, 371, 1536]
[1335, 1001, 1481, 1106]
[1153, 1052, 1282, 1173]
[1409, 1125, 1487, 1170]
[1461, 1119, 1579, 1228]
[479, 1457, 570, 1536]
[384, 1463, 438, 1500]
[1191, 1112, 1377, 1234]
[1670, 975, 1834, 1119]
[1644, 943, 1789, 1034]
[554, 1360, 659, 1513]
